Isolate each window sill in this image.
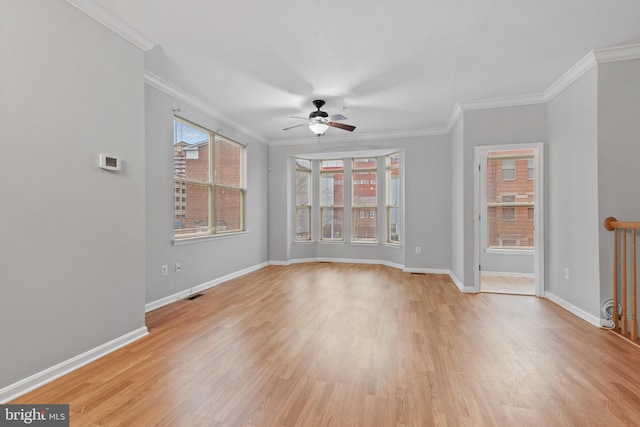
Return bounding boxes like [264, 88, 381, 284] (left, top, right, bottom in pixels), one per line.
[292, 240, 316, 245]
[384, 242, 401, 248]
[173, 231, 249, 246]
[350, 241, 379, 246]
[485, 248, 533, 255]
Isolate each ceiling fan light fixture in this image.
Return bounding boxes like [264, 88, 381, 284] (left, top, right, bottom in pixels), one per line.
[309, 121, 329, 136]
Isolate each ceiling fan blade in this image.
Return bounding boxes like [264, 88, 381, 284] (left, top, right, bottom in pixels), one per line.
[328, 114, 347, 121]
[283, 123, 308, 131]
[290, 116, 309, 120]
[328, 121, 356, 132]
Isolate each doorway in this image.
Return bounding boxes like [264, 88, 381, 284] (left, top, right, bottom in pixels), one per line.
[474, 143, 544, 296]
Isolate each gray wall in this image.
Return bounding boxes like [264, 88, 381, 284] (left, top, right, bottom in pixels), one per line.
[453, 105, 547, 288]
[597, 59, 640, 313]
[546, 67, 600, 317]
[145, 85, 269, 305]
[0, 0, 146, 389]
[268, 135, 451, 271]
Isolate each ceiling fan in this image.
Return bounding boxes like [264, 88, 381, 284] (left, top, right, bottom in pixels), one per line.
[283, 99, 356, 136]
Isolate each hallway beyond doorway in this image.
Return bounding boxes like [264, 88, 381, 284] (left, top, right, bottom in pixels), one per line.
[480, 274, 534, 295]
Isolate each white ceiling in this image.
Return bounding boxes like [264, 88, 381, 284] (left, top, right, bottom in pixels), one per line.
[87, 0, 640, 143]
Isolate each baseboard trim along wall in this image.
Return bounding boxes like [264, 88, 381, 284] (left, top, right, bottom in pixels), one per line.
[145, 262, 270, 312]
[271, 257, 418, 272]
[448, 272, 475, 293]
[481, 271, 535, 279]
[0, 327, 148, 404]
[544, 292, 601, 328]
[404, 267, 451, 275]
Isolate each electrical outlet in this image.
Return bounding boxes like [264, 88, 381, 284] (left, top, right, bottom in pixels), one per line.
[175, 263, 182, 273]
[161, 265, 168, 276]
[563, 268, 569, 280]
[415, 247, 421, 255]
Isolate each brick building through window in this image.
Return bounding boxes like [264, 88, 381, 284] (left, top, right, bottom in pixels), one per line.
[486, 149, 534, 249]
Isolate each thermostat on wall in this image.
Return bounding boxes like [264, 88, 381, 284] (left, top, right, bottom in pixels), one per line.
[99, 153, 121, 171]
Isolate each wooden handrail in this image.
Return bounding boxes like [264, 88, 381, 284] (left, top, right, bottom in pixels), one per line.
[604, 217, 640, 341]
[604, 217, 640, 231]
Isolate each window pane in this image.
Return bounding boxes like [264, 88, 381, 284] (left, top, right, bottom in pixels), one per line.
[321, 160, 343, 171]
[487, 150, 534, 249]
[353, 158, 376, 169]
[387, 152, 401, 244]
[174, 141, 209, 182]
[353, 171, 376, 205]
[174, 181, 210, 235]
[215, 138, 243, 187]
[296, 207, 310, 240]
[321, 207, 343, 239]
[296, 158, 311, 170]
[174, 120, 210, 182]
[296, 170, 310, 205]
[389, 169, 400, 206]
[215, 187, 242, 231]
[387, 153, 400, 168]
[321, 172, 344, 206]
[353, 208, 376, 240]
[388, 207, 400, 243]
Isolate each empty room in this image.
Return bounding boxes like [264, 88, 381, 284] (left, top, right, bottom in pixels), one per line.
[3, 0, 640, 425]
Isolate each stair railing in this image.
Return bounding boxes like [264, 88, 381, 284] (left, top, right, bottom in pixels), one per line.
[604, 217, 640, 341]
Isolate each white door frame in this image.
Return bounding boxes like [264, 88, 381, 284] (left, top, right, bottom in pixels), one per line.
[473, 143, 545, 297]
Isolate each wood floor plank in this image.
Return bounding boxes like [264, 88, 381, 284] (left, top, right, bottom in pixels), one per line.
[11, 263, 640, 426]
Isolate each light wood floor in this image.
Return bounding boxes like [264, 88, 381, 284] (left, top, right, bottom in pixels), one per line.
[12, 263, 640, 426]
[481, 274, 535, 295]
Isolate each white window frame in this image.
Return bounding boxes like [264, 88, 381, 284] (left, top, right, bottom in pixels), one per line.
[386, 152, 401, 244]
[295, 158, 312, 241]
[320, 160, 344, 241]
[173, 116, 246, 240]
[352, 157, 378, 242]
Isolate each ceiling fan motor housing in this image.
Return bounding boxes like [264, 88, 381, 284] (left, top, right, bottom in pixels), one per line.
[309, 111, 328, 120]
[309, 100, 328, 120]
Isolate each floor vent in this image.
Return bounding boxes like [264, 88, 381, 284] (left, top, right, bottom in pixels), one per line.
[187, 293, 203, 301]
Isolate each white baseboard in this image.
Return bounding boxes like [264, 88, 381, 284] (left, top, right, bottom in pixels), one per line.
[448, 272, 475, 293]
[403, 267, 450, 275]
[544, 292, 601, 328]
[271, 257, 408, 271]
[269, 258, 316, 266]
[315, 257, 405, 270]
[481, 270, 535, 279]
[145, 262, 269, 312]
[0, 327, 148, 404]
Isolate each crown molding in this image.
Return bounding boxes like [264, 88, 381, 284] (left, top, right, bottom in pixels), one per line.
[269, 126, 449, 147]
[593, 43, 640, 64]
[458, 93, 546, 111]
[543, 51, 597, 101]
[444, 94, 545, 132]
[450, 43, 640, 124]
[446, 103, 464, 132]
[144, 71, 268, 145]
[65, 0, 156, 51]
[543, 43, 640, 102]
